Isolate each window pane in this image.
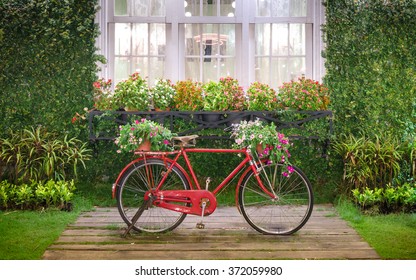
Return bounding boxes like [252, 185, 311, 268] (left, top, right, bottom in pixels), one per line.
[220, 57, 235, 77]
[288, 57, 305, 80]
[271, 57, 288, 88]
[255, 24, 270, 55]
[272, 24, 288, 56]
[290, 0, 307, 17]
[150, 0, 165, 16]
[149, 24, 166, 55]
[257, 0, 307, 17]
[256, 0, 270, 16]
[115, 57, 130, 85]
[202, 25, 220, 56]
[289, 24, 305, 55]
[147, 57, 165, 84]
[185, 57, 200, 80]
[203, 58, 218, 82]
[115, 0, 128, 16]
[132, 0, 148, 16]
[132, 57, 149, 77]
[220, 24, 235, 56]
[220, 0, 235, 17]
[271, 0, 289, 17]
[132, 24, 148, 55]
[115, 23, 131, 55]
[203, 0, 217, 16]
[185, 0, 200, 17]
[255, 57, 270, 85]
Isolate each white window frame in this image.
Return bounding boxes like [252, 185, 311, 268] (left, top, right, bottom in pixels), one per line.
[96, 0, 325, 88]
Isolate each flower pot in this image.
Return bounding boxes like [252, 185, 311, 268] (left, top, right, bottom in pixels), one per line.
[201, 113, 224, 122]
[136, 139, 151, 152]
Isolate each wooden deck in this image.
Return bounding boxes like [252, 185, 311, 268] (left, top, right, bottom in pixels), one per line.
[42, 204, 380, 260]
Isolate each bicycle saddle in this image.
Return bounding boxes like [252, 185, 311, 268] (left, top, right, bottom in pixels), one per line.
[172, 135, 199, 147]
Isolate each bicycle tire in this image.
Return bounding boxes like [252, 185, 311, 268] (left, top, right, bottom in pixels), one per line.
[116, 158, 190, 233]
[238, 163, 313, 235]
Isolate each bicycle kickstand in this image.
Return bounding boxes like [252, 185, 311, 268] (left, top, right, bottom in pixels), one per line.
[122, 196, 154, 238]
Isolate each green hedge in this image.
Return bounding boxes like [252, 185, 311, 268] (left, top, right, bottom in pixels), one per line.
[323, 0, 416, 138]
[0, 0, 102, 137]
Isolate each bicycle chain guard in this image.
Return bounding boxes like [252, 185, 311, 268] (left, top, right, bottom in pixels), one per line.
[149, 190, 217, 216]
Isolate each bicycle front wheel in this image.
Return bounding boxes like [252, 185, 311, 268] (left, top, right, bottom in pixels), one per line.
[116, 158, 190, 233]
[238, 163, 313, 235]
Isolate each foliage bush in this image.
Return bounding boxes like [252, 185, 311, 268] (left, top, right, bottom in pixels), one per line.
[0, 0, 101, 137]
[0, 127, 91, 184]
[352, 183, 416, 214]
[0, 179, 76, 210]
[332, 134, 404, 192]
[323, 0, 416, 138]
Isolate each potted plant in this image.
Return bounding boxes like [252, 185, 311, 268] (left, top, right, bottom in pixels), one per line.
[173, 80, 204, 111]
[151, 78, 176, 111]
[113, 72, 150, 111]
[114, 119, 177, 153]
[219, 76, 247, 111]
[279, 77, 330, 110]
[229, 119, 294, 176]
[201, 81, 228, 122]
[92, 78, 115, 111]
[219, 76, 249, 125]
[246, 82, 279, 111]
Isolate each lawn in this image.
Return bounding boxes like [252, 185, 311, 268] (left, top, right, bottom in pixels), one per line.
[0, 196, 93, 260]
[336, 199, 416, 259]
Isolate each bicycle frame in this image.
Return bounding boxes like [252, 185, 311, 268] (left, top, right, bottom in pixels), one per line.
[113, 147, 277, 216]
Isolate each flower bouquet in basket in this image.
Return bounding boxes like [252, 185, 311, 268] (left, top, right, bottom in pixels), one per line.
[229, 119, 294, 176]
[115, 119, 177, 153]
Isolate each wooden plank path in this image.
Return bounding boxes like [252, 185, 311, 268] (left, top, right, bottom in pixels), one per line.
[42, 204, 380, 260]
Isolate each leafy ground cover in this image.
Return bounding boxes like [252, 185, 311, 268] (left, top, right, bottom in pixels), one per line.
[336, 198, 416, 259]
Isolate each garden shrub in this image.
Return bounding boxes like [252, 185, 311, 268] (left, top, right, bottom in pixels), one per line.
[0, 179, 76, 211]
[352, 183, 416, 214]
[0, 127, 91, 184]
[323, 0, 416, 138]
[0, 0, 102, 137]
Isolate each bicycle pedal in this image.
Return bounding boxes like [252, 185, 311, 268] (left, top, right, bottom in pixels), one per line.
[196, 223, 205, 229]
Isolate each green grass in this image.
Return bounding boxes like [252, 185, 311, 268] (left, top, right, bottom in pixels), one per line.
[0, 195, 93, 260]
[336, 198, 416, 259]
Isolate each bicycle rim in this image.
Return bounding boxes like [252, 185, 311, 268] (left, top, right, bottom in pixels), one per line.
[238, 163, 313, 235]
[117, 158, 190, 233]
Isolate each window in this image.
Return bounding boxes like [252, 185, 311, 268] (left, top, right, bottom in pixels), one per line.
[100, 0, 323, 88]
[256, 0, 307, 17]
[185, 0, 236, 17]
[184, 24, 236, 82]
[115, 0, 166, 16]
[114, 23, 166, 85]
[255, 23, 307, 88]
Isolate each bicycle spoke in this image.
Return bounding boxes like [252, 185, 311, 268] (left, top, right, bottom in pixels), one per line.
[239, 163, 313, 235]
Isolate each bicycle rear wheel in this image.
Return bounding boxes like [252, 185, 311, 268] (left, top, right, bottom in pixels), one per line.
[116, 158, 190, 233]
[238, 163, 313, 235]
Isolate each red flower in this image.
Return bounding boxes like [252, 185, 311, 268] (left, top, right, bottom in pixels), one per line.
[93, 82, 101, 89]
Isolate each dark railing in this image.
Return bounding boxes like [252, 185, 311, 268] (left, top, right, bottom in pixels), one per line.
[88, 110, 333, 145]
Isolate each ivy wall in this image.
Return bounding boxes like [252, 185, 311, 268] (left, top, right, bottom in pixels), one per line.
[323, 0, 416, 138]
[0, 0, 101, 137]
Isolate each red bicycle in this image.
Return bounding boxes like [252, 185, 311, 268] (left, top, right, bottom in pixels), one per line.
[112, 135, 313, 236]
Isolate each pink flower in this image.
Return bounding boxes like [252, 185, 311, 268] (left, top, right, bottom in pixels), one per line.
[163, 140, 170, 145]
[287, 166, 294, 173]
[282, 172, 289, 177]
